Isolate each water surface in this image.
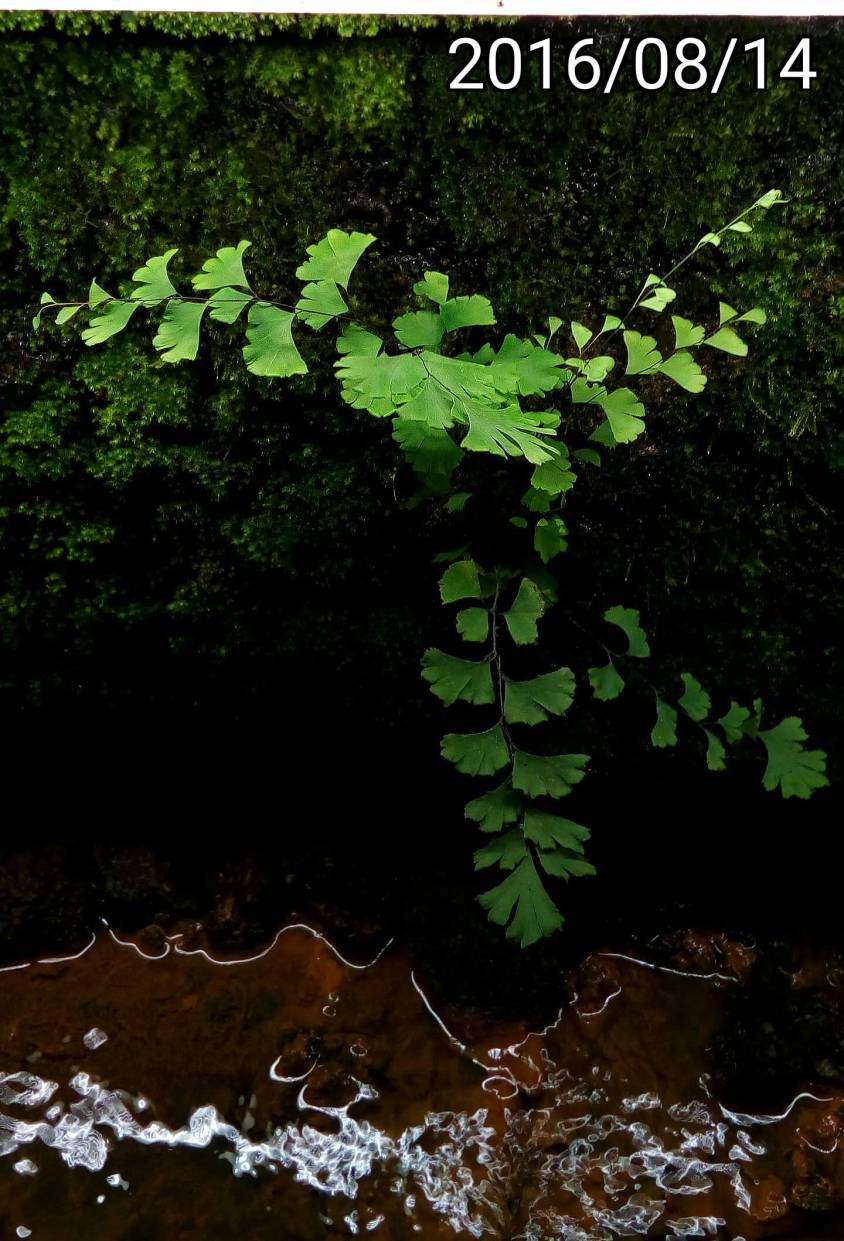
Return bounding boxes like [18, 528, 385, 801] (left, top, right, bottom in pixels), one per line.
[2, 924, 842, 1239]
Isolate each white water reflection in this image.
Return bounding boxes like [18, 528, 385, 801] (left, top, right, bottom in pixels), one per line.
[1, 1068, 498, 1236]
[2, 1049, 819, 1238]
[1, 934, 839, 1238]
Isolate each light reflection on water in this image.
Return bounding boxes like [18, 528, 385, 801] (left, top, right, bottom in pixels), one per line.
[1, 925, 842, 1239]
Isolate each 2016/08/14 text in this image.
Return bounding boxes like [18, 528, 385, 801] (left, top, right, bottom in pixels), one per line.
[448, 37, 816, 94]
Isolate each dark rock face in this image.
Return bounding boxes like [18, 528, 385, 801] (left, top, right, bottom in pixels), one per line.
[0, 847, 92, 963]
[715, 964, 844, 1112]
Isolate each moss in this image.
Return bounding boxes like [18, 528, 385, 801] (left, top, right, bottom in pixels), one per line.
[0, 15, 840, 771]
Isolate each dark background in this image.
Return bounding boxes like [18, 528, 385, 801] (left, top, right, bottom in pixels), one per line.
[0, 13, 841, 1004]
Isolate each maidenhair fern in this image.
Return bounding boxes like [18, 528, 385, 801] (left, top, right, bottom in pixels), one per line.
[34, 188, 829, 947]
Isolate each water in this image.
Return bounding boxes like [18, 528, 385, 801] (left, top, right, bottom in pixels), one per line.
[1, 924, 842, 1238]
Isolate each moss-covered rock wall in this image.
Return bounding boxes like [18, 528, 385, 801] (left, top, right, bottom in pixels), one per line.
[0, 14, 840, 780]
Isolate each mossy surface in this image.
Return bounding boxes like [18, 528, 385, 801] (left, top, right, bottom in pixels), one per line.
[0, 15, 840, 786]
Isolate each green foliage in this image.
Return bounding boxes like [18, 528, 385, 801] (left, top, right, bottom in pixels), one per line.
[475, 335, 568, 397]
[639, 666, 828, 797]
[439, 559, 483, 603]
[639, 275, 676, 313]
[571, 321, 591, 352]
[652, 697, 679, 748]
[658, 352, 706, 393]
[534, 516, 568, 564]
[3, 11, 837, 816]
[430, 557, 596, 945]
[593, 387, 647, 444]
[624, 330, 662, 375]
[243, 304, 308, 377]
[153, 300, 207, 363]
[456, 607, 489, 643]
[335, 332, 561, 471]
[512, 750, 589, 798]
[523, 809, 589, 853]
[132, 249, 178, 305]
[593, 388, 647, 444]
[503, 668, 575, 725]
[705, 326, 748, 357]
[678, 672, 711, 722]
[393, 310, 444, 352]
[191, 240, 252, 291]
[465, 783, 522, 833]
[603, 605, 650, 659]
[705, 729, 727, 772]
[672, 316, 706, 350]
[460, 401, 556, 463]
[31, 188, 783, 541]
[718, 701, 752, 743]
[296, 280, 349, 330]
[588, 659, 625, 702]
[531, 452, 575, 497]
[441, 725, 509, 776]
[29, 184, 830, 949]
[294, 228, 375, 288]
[81, 300, 139, 345]
[208, 287, 252, 324]
[503, 578, 548, 646]
[759, 717, 828, 798]
[477, 855, 563, 948]
[440, 294, 496, 332]
[421, 648, 494, 707]
[414, 271, 449, 304]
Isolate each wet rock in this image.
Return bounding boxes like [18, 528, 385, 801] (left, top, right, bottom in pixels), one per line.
[3, 928, 844, 1239]
[269, 1027, 322, 1081]
[169, 920, 203, 952]
[714, 955, 844, 1110]
[135, 924, 168, 958]
[789, 1175, 839, 1212]
[569, 955, 623, 1018]
[674, 929, 721, 974]
[747, 1174, 788, 1221]
[791, 1147, 816, 1179]
[203, 859, 291, 952]
[721, 938, 757, 981]
[94, 846, 180, 925]
[0, 848, 92, 963]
